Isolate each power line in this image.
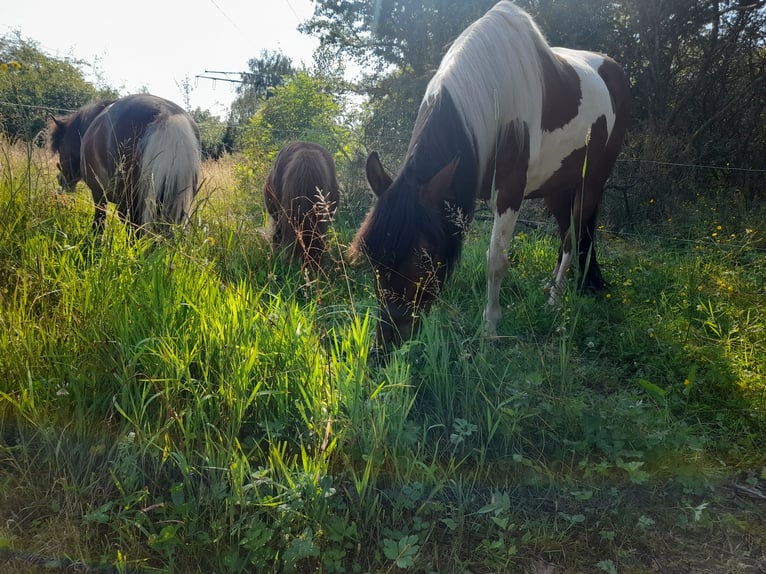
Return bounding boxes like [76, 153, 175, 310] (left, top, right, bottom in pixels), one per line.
[195, 74, 244, 85]
[194, 69, 248, 87]
[208, 0, 246, 38]
[283, 0, 302, 23]
[0, 100, 77, 114]
[617, 158, 766, 173]
[203, 70, 243, 76]
[3, 99, 766, 175]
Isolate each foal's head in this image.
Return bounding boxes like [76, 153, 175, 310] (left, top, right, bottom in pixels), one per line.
[48, 115, 83, 192]
[351, 152, 459, 348]
[48, 100, 113, 192]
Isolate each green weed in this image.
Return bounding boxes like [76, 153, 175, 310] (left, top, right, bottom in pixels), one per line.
[1, 139, 765, 572]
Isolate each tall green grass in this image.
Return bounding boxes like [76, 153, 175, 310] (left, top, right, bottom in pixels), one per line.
[1, 139, 765, 573]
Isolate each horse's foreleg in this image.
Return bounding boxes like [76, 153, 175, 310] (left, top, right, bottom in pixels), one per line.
[548, 246, 573, 304]
[545, 188, 577, 305]
[92, 204, 107, 233]
[484, 207, 520, 336]
[91, 187, 108, 234]
[577, 198, 607, 292]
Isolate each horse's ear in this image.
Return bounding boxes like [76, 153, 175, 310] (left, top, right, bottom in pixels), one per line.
[49, 115, 66, 128]
[420, 157, 459, 210]
[366, 152, 393, 197]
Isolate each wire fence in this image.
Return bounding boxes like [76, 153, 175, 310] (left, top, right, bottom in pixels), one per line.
[3, 98, 766, 166]
[3, 97, 766, 240]
[1, 124, 764, 318]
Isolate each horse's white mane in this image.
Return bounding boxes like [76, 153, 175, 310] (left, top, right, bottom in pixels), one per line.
[423, 1, 550, 174]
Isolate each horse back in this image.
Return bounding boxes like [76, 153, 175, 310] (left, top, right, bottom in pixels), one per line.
[265, 141, 339, 265]
[81, 97, 159, 200]
[267, 141, 339, 215]
[522, 48, 629, 198]
[81, 95, 200, 226]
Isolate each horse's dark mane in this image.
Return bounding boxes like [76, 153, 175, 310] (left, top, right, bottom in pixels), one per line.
[356, 88, 478, 278]
[48, 99, 115, 153]
[357, 168, 447, 270]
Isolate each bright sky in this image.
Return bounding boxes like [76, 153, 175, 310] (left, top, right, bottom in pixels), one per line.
[3, 0, 319, 118]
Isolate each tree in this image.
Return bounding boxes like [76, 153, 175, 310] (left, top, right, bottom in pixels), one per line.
[0, 33, 117, 142]
[646, 2, 765, 203]
[243, 71, 349, 160]
[227, 50, 295, 130]
[517, 0, 624, 53]
[190, 107, 228, 160]
[239, 70, 352, 199]
[303, 0, 497, 161]
[358, 70, 424, 166]
[303, 0, 495, 77]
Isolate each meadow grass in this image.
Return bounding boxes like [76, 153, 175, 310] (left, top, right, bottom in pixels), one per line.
[1, 138, 765, 573]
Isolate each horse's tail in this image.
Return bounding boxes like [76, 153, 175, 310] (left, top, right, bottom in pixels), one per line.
[279, 151, 338, 265]
[138, 112, 201, 230]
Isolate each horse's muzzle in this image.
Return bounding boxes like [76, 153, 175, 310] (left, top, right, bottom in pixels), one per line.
[375, 303, 420, 349]
[56, 172, 77, 193]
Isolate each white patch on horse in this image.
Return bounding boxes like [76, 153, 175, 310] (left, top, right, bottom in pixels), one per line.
[526, 49, 617, 193]
[548, 249, 573, 304]
[424, 1, 547, 187]
[141, 113, 200, 226]
[484, 207, 521, 337]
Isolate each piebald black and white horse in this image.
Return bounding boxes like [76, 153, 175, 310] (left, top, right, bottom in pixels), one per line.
[351, 1, 629, 347]
[49, 94, 201, 235]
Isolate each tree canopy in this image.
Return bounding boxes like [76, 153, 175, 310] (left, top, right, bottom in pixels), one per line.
[302, 0, 496, 77]
[242, 70, 350, 168]
[227, 50, 296, 130]
[305, 0, 766, 189]
[0, 33, 117, 142]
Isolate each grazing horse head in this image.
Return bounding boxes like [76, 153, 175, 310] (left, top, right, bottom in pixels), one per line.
[352, 1, 629, 349]
[264, 141, 340, 269]
[352, 138, 471, 347]
[49, 100, 114, 192]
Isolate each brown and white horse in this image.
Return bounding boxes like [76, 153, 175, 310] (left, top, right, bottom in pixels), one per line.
[49, 94, 201, 235]
[264, 141, 339, 268]
[351, 1, 629, 347]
